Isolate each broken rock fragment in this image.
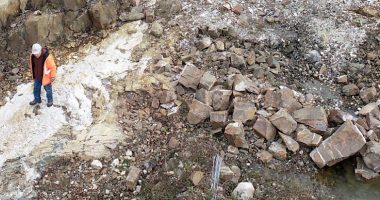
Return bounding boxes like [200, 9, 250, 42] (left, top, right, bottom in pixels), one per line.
[210, 111, 228, 128]
[253, 116, 276, 141]
[279, 133, 299, 153]
[296, 126, 322, 147]
[293, 106, 328, 133]
[225, 122, 249, 149]
[268, 142, 287, 160]
[178, 64, 204, 90]
[126, 166, 141, 190]
[232, 101, 256, 123]
[199, 71, 217, 90]
[362, 141, 380, 173]
[187, 99, 213, 124]
[212, 89, 232, 111]
[269, 109, 297, 135]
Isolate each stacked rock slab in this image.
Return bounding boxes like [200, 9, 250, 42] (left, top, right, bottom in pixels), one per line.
[310, 120, 366, 168]
[293, 106, 328, 133]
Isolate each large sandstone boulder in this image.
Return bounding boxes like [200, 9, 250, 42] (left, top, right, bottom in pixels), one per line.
[293, 106, 328, 133]
[361, 141, 380, 173]
[89, 1, 118, 30]
[178, 64, 205, 90]
[310, 120, 366, 168]
[232, 101, 256, 123]
[253, 116, 276, 141]
[187, 99, 212, 124]
[269, 109, 297, 135]
[225, 122, 249, 149]
[25, 13, 64, 45]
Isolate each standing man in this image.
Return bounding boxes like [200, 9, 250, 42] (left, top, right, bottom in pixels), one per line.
[29, 43, 57, 107]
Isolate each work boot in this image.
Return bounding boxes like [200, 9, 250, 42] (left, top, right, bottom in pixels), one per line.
[47, 102, 53, 107]
[29, 100, 41, 105]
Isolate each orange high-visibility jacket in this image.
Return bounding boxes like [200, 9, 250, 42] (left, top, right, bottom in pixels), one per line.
[29, 53, 57, 86]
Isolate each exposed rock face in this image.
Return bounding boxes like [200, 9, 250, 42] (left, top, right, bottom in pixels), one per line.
[0, 0, 26, 28]
[293, 106, 328, 133]
[269, 109, 297, 135]
[253, 116, 276, 141]
[310, 121, 366, 168]
[25, 13, 64, 46]
[89, 1, 118, 30]
[63, 0, 86, 11]
[178, 64, 204, 90]
[362, 141, 380, 173]
[187, 99, 212, 124]
[279, 133, 299, 153]
[225, 122, 249, 149]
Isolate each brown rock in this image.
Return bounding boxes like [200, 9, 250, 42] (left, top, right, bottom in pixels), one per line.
[362, 141, 380, 172]
[256, 150, 273, 163]
[126, 166, 141, 190]
[342, 84, 359, 96]
[360, 87, 377, 103]
[366, 106, 380, 133]
[231, 166, 241, 183]
[89, 1, 117, 30]
[279, 133, 299, 153]
[367, 52, 378, 61]
[179, 64, 205, 90]
[187, 99, 213, 124]
[220, 165, 234, 182]
[328, 109, 354, 125]
[195, 88, 213, 106]
[63, 0, 86, 11]
[337, 75, 348, 84]
[232, 101, 256, 123]
[225, 122, 249, 149]
[198, 37, 212, 50]
[293, 106, 328, 133]
[264, 89, 281, 108]
[210, 111, 228, 128]
[199, 71, 217, 90]
[215, 41, 225, 51]
[190, 171, 204, 186]
[269, 109, 297, 135]
[253, 116, 276, 141]
[296, 127, 322, 146]
[168, 137, 180, 149]
[310, 120, 366, 168]
[158, 90, 177, 104]
[231, 4, 242, 14]
[233, 74, 259, 94]
[357, 117, 370, 130]
[145, 9, 155, 23]
[212, 90, 232, 111]
[268, 142, 287, 160]
[246, 51, 256, 65]
[279, 87, 302, 112]
[359, 103, 379, 115]
[367, 130, 379, 142]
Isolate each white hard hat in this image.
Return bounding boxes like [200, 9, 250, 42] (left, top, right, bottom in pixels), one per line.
[32, 43, 42, 55]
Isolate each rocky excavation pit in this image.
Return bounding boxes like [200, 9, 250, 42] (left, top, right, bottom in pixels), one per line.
[1, 0, 380, 199]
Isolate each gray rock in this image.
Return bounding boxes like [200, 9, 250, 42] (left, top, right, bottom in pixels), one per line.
[220, 165, 234, 182]
[293, 106, 328, 133]
[25, 13, 64, 45]
[256, 150, 273, 163]
[120, 11, 145, 22]
[215, 41, 225, 51]
[337, 75, 348, 84]
[151, 21, 163, 37]
[225, 122, 249, 149]
[305, 50, 321, 63]
[232, 101, 256, 123]
[195, 88, 213, 106]
[212, 90, 232, 111]
[359, 102, 379, 115]
[231, 53, 246, 68]
[253, 116, 276, 141]
[310, 120, 366, 168]
[343, 84, 359, 96]
[269, 109, 297, 135]
[349, 63, 365, 73]
[198, 37, 212, 50]
[89, 1, 117, 30]
[178, 63, 204, 90]
[126, 166, 141, 190]
[63, 0, 86, 11]
[187, 99, 213, 124]
[362, 141, 380, 172]
[366, 106, 380, 133]
[232, 182, 255, 200]
[233, 74, 259, 94]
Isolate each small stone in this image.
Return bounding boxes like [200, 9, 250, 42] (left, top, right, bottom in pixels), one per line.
[268, 142, 287, 160]
[232, 101, 256, 123]
[190, 171, 204, 186]
[111, 159, 120, 167]
[187, 99, 213, 124]
[362, 141, 380, 172]
[367, 52, 378, 61]
[215, 41, 225, 51]
[305, 50, 321, 63]
[227, 145, 239, 155]
[195, 88, 213, 106]
[293, 106, 328, 133]
[231, 53, 246, 68]
[256, 150, 273, 163]
[232, 182, 255, 200]
[343, 84, 359, 96]
[220, 165, 234, 181]
[151, 21, 163, 37]
[296, 126, 322, 146]
[246, 51, 255, 66]
[198, 37, 212, 50]
[179, 63, 204, 90]
[126, 166, 141, 190]
[231, 166, 241, 183]
[337, 75, 348, 84]
[145, 9, 155, 23]
[269, 109, 297, 135]
[91, 160, 103, 169]
[231, 5, 242, 15]
[168, 137, 180, 149]
[212, 90, 232, 111]
[253, 116, 276, 141]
